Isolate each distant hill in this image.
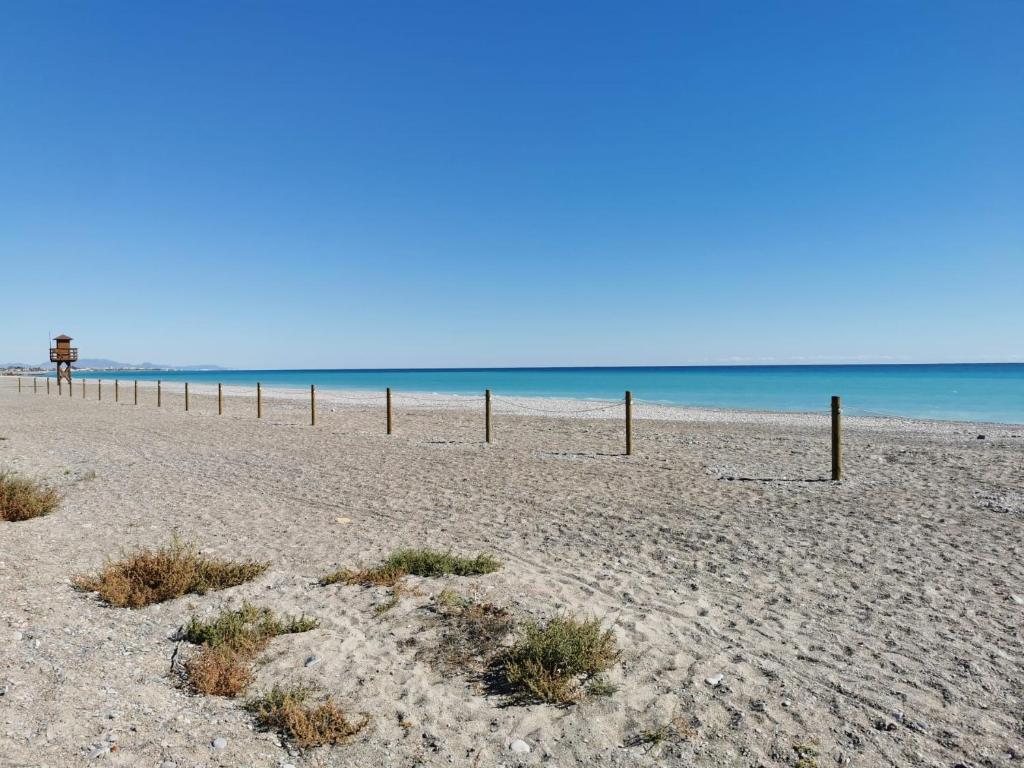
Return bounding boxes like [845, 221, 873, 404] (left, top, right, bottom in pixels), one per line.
[2, 358, 226, 371]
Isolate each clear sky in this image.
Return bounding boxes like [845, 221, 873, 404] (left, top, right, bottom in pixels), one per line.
[1, 1, 1021, 368]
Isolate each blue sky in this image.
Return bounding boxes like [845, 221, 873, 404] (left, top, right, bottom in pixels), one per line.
[1, 1, 1021, 368]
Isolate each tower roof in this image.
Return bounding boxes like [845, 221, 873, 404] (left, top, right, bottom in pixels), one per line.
[54, 334, 73, 341]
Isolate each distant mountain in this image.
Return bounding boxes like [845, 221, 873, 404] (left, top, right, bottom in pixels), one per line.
[2, 358, 226, 371]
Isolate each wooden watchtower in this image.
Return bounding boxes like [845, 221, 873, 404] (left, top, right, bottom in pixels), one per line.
[50, 334, 78, 389]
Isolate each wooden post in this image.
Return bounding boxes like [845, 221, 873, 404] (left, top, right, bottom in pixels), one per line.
[831, 395, 842, 481]
[157, 380, 162, 407]
[18, 377, 21, 393]
[47, 377, 50, 395]
[82, 379, 85, 398]
[625, 390, 633, 456]
[485, 389, 492, 444]
[310, 384, 316, 426]
[98, 379, 102, 401]
[386, 387, 393, 435]
[257, 382, 262, 418]
[218, 383, 223, 415]
[134, 380, 138, 405]
[33, 378, 37, 394]
[115, 379, 119, 402]
[184, 382, 189, 412]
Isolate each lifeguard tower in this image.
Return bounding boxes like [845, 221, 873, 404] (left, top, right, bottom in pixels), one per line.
[50, 334, 78, 391]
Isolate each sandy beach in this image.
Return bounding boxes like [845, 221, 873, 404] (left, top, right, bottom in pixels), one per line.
[1, 380, 1022, 767]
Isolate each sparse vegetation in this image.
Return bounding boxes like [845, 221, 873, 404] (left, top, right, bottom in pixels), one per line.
[320, 548, 501, 589]
[500, 614, 619, 704]
[0, 471, 60, 521]
[184, 602, 318, 653]
[793, 743, 820, 768]
[73, 538, 269, 608]
[586, 676, 619, 697]
[181, 602, 318, 697]
[627, 716, 696, 750]
[184, 645, 254, 697]
[421, 591, 515, 675]
[247, 684, 369, 748]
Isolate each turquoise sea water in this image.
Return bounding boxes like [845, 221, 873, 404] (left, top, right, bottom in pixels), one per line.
[65, 364, 1024, 424]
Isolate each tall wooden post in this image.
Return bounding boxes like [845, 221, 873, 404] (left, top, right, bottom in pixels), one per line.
[310, 384, 316, 426]
[386, 387, 393, 435]
[134, 380, 138, 405]
[184, 382, 190, 412]
[218, 383, 223, 415]
[625, 390, 633, 456]
[82, 379, 85, 398]
[485, 389, 492, 444]
[33, 378, 38, 394]
[98, 379, 102, 401]
[831, 395, 842, 481]
[18, 377, 21, 393]
[115, 379, 119, 402]
[157, 380, 162, 407]
[46, 377, 50, 395]
[257, 382, 262, 418]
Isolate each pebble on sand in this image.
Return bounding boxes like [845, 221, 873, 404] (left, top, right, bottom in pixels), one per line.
[510, 739, 531, 754]
[705, 674, 724, 687]
[212, 737, 227, 750]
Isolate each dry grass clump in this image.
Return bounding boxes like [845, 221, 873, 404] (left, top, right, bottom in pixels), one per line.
[500, 615, 619, 704]
[181, 602, 318, 697]
[320, 548, 501, 588]
[627, 715, 696, 750]
[184, 646, 254, 697]
[422, 589, 515, 675]
[0, 471, 60, 522]
[73, 538, 269, 608]
[184, 602, 318, 654]
[247, 685, 369, 748]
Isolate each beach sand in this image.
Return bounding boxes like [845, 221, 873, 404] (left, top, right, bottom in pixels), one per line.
[0, 381, 1022, 767]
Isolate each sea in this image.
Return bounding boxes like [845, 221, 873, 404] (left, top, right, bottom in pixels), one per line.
[63, 364, 1024, 425]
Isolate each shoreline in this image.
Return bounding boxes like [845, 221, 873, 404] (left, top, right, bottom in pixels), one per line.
[6, 374, 1022, 434]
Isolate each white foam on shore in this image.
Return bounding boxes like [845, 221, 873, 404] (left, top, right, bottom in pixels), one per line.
[107, 379, 1018, 435]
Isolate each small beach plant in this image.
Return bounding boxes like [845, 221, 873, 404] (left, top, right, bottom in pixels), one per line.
[500, 614, 619, 704]
[422, 590, 515, 675]
[73, 537, 269, 608]
[246, 684, 369, 748]
[320, 548, 501, 587]
[181, 602, 318, 696]
[0, 471, 60, 522]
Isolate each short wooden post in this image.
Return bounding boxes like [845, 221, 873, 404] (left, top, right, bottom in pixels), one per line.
[134, 380, 138, 405]
[257, 382, 262, 418]
[157, 380, 162, 407]
[831, 395, 842, 481]
[184, 382, 190, 412]
[115, 379, 119, 402]
[625, 390, 633, 456]
[218, 383, 223, 415]
[18, 377, 21, 393]
[310, 384, 316, 426]
[386, 387, 393, 435]
[98, 379, 102, 401]
[46, 378, 50, 395]
[82, 379, 85, 398]
[33, 378, 38, 394]
[485, 389, 492, 444]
